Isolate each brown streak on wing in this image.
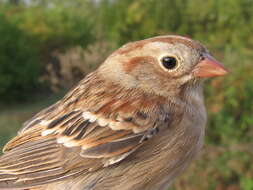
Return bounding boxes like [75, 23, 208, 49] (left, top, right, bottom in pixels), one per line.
[78, 130, 132, 149]
[3, 126, 45, 153]
[80, 133, 143, 158]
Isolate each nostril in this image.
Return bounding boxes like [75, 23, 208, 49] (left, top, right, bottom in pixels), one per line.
[199, 54, 205, 61]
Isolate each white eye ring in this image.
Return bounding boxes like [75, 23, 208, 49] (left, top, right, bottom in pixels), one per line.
[158, 54, 182, 72]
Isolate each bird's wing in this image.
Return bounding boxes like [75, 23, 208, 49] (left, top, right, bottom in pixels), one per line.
[0, 75, 178, 189]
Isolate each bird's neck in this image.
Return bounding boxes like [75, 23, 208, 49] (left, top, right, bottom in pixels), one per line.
[179, 80, 205, 105]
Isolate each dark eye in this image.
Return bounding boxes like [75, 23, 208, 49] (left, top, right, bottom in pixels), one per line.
[161, 56, 178, 70]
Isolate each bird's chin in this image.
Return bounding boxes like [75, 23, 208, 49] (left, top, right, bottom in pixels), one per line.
[184, 77, 204, 88]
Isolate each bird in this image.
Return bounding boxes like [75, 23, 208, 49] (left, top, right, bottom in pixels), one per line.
[0, 35, 227, 190]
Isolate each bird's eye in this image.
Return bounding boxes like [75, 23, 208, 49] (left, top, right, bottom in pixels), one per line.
[161, 56, 178, 70]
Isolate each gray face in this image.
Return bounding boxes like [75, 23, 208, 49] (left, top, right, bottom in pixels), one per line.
[99, 36, 207, 97]
[137, 42, 203, 77]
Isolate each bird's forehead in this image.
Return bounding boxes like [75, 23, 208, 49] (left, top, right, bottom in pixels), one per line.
[133, 42, 189, 62]
[144, 41, 173, 50]
[116, 35, 206, 56]
[119, 42, 194, 62]
[143, 41, 188, 53]
[148, 35, 206, 52]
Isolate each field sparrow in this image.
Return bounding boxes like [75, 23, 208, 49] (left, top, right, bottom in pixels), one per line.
[0, 35, 227, 190]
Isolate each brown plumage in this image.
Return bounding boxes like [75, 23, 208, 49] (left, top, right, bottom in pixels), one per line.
[0, 35, 227, 190]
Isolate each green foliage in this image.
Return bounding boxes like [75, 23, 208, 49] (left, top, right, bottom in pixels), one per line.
[206, 58, 253, 145]
[96, 0, 253, 49]
[0, 2, 94, 101]
[0, 13, 40, 101]
[5, 4, 94, 53]
[241, 177, 253, 190]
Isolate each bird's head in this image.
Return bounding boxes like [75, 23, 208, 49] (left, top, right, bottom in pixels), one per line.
[98, 35, 228, 97]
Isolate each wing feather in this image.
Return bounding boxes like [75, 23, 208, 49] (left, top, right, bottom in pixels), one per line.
[0, 74, 176, 189]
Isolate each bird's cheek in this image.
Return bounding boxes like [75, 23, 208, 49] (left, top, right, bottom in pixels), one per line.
[193, 54, 228, 78]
